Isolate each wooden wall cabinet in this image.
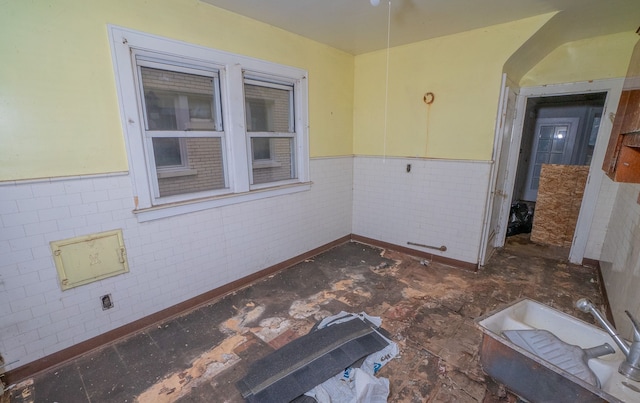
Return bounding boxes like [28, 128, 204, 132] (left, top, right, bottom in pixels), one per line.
[603, 89, 640, 182]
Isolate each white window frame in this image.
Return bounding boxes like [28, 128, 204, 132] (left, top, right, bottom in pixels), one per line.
[244, 76, 297, 187]
[108, 26, 310, 222]
[134, 52, 227, 202]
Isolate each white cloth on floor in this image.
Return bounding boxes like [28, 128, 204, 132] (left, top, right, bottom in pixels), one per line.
[304, 311, 398, 403]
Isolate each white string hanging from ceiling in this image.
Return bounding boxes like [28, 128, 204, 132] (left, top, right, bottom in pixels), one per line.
[370, 0, 392, 162]
[383, 0, 391, 162]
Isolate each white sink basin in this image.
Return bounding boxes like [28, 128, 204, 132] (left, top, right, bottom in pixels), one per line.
[477, 298, 640, 403]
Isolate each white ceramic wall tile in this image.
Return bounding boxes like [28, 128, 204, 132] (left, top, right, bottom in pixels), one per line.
[3, 212, 40, 228]
[70, 203, 99, 217]
[352, 156, 491, 265]
[600, 182, 640, 340]
[62, 180, 95, 195]
[30, 182, 66, 198]
[0, 158, 352, 370]
[51, 193, 83, 208]
[4, 152, 624, 370]
[17, 197, 53, 212]
[0, 200, 19, 215]
[23, 221, 58, 237]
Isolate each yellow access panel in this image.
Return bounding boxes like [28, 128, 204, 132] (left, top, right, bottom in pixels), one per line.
[50, 229, 129, 290]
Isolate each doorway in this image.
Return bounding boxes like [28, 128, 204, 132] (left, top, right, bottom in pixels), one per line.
[513, 92, 606, 204]
[481, 78, 623, 266]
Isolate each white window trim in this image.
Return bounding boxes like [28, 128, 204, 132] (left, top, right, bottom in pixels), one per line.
[108, 25, 310, 222]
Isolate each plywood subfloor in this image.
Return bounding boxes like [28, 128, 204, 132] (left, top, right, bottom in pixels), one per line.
[6, 235, 604, 402]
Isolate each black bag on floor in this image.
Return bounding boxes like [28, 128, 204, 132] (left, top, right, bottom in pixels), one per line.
[506, 202, 533, 237]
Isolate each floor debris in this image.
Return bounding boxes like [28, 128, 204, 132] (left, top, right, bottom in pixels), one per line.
[137, 334, 245, 403]
[238, 313, 393, 402]
[7, 235, 605, 402]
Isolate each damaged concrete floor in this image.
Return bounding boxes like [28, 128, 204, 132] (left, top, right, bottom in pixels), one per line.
[7, 235, 605, 402]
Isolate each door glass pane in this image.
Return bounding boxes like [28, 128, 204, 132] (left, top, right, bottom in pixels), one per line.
[588, 116, 600, 146]
[536, 152, 549, 164]
[549, 153, 564, 164]
[531, 177, 539, 190]
[551, 137, 566, 153]
[538, 139, 551, 152]
[141, 67, 219, 131]
[539, 126, 554, 139]
[532, 164, 541, 178]
[554, 127, 568, 138]
[251, 137, 295, 185]
[155, 137, 226, 197]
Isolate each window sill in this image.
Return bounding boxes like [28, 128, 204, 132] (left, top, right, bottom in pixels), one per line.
[252, 160, 282, 169]
[134, 181, 312, 222]
[157, 169, 198, 179]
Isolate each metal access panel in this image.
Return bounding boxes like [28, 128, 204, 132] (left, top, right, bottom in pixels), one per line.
[50, 229, 129, 290]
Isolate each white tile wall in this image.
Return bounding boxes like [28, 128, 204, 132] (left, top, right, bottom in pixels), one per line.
[0, 157, 352, 370]
[584, 176, 619, 260]
[352, 156, 491, 265]
[599, 182, 640, 340]
[2, 152, 623, 371]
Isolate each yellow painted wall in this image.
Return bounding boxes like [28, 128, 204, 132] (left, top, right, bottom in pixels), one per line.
[353, 15, 552, 161]
[0, 0, 354, 181]
[519, 32, 637, 87]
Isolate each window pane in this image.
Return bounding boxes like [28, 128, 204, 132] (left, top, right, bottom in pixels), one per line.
[252, 137, 271, 160]
[245, 84, 292, 132]
[141, 67, 219, 131]
[155, 137, 226, 197]
[153, 138, 183, 167]
[251, 137, 295, 185]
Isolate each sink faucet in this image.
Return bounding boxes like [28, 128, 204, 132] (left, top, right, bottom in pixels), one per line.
[576, 298, 640, 382]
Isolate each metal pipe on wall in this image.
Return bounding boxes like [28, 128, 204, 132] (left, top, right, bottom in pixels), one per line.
[407, 241, 447, 252]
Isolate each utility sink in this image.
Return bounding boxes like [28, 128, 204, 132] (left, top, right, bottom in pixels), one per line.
[477, 298, 640, 403]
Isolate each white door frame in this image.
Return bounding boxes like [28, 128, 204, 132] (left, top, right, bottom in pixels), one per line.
[503, 78, 624, 264]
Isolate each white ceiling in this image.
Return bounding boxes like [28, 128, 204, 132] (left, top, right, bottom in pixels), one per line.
[201, 0, 640, 55]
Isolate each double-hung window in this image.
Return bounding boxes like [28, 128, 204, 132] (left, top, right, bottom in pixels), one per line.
[135, 53, 227, 200]
[109, 26, 310, 221]
[244, 77, 296, 186]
